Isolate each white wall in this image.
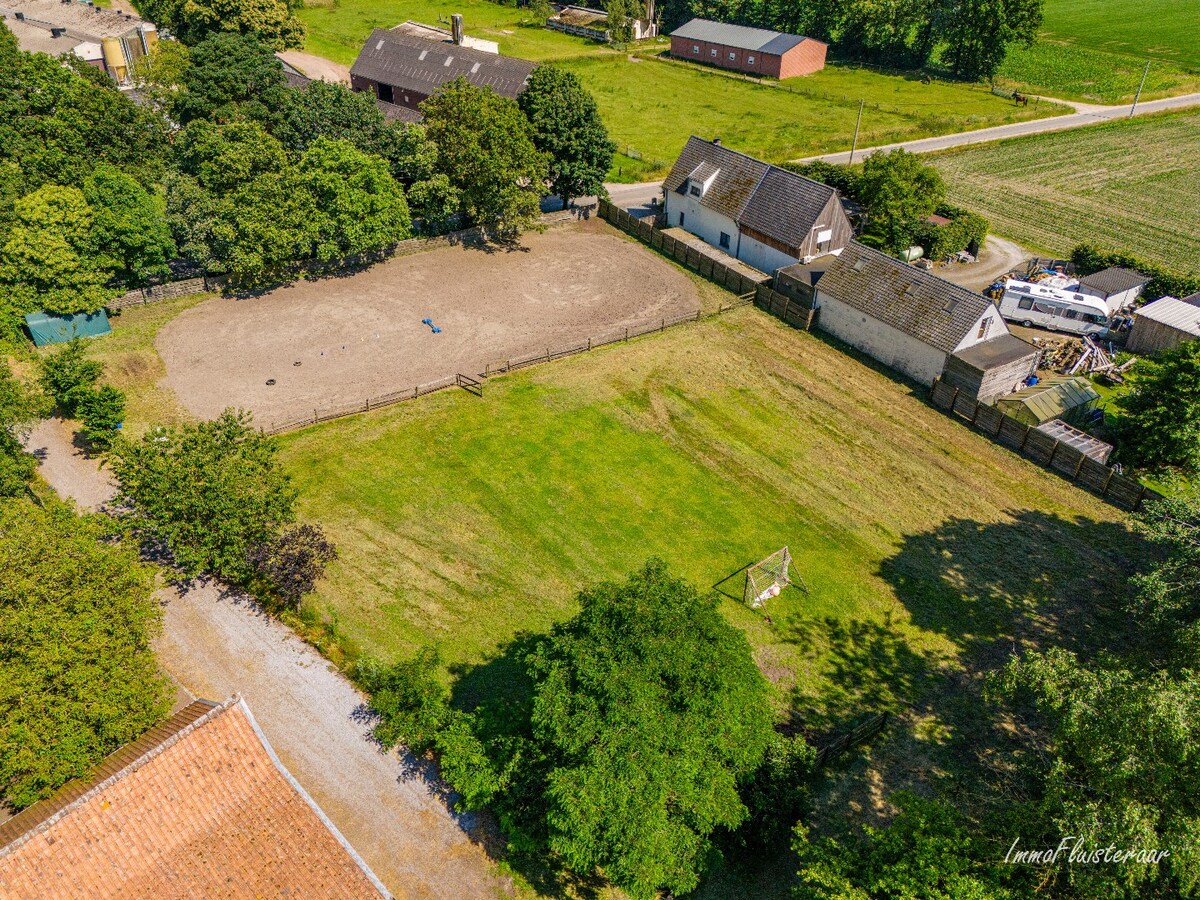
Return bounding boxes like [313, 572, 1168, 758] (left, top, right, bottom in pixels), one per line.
[815, 291, 949, 385]
[952, 305, 1009, 353]
[736, 232, 798, 275]
[1078, 284, 1143, 314]
[663, 191, 740, 258]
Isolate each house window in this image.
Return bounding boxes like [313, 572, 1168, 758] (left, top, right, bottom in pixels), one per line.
[710, 48, 717, 57]
[719, 232, 731, 249]
[977, 318, 990, 339]
[747, 55, 755, 64]
[679, 212, 685, 227]
[692, 44, 699, 54]
[729, 52, 736, 60]
[689, 184, 702, 197]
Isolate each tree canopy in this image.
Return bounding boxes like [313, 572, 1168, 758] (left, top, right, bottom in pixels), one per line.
[858, 149, 946, 255]
[0, 361, 44, 498]
[1116, 341, 1200, 473]
[109, 409, 297, 582]
[421, 79, 548, 234]
[170, 33, 290, 126]
[518, 66, 615, 210]
[0, 499, 170, 809]
[83, 164, 175, 286]
[137, 0, 304, 50]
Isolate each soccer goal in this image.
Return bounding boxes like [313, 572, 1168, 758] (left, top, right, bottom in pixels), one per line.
[743, 546, 806, 608]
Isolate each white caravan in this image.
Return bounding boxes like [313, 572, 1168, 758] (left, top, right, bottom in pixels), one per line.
[999, 280, 1113, 337]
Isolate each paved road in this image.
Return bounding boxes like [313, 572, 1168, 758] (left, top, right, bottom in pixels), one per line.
[25, 422, 506, 900]
[798, 92, 1200, 164]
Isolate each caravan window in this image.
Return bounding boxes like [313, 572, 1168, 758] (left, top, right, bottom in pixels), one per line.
[1084, 313, 1108, 325]
[1062, 309, 1079, 320]
[1033, 300, 1064, 316]
[1017, 298, 1034, 310]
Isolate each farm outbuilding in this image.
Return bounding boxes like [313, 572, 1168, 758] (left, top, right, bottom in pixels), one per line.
[1076, 266, 1150, 314]
[941, 333, 1040, 401]
[994, 375, 1100, 427]
[669, 19, 827, 78]
[1125, 294, 1200, 355]
[811, 241, 1026, 388]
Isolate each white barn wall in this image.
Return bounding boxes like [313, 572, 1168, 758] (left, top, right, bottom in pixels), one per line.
[663, 192, 740, 257]
[814, 292, 948, 385]
[952, 305, 1008, 352]
[736, 233, 797, 274]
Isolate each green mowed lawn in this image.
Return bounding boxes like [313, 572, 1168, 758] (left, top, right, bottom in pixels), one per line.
[930, 111, 1200, 276]
[298, 0, 1063, 179]
[279, 307, 1130, 727]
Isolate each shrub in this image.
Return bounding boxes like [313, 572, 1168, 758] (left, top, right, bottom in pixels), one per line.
[75, 384, 125, 450]
[781, 160, 863, 201]
[358, 647, 450, 754]
[38, 340, 102, 416]
[247, 523, 337, 610]
[1072, 244, 1200, 304]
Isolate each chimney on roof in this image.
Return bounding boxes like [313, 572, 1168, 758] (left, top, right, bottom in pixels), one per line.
[451, 13, 464, 44]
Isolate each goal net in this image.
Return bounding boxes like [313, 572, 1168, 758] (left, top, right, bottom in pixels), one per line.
[744, 546, 804, 607]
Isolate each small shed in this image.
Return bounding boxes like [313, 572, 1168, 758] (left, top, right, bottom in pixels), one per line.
[1076, 267, 1149, 314]
[994, 375, 1100, 427]
[941, 332, 1040, 401]
[1035, 418, 1113, 464]
[1126, 295, 1200, 355]
[24, 310, 111, 346]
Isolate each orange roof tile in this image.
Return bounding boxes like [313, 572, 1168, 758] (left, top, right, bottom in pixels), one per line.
[0, 697, 389, 899]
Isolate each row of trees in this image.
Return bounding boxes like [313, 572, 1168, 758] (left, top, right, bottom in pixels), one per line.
[0, 23, 615, 342]
[650, 0, 1045, 78]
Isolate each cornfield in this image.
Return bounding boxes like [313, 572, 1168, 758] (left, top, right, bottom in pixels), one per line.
[930, 112, 1200, 277]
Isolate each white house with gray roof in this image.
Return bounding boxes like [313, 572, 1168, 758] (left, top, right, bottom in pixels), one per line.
[661, 136, 853, 275]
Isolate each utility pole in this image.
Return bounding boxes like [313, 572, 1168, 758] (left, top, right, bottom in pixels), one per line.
[1130, 60, 1150, 118]
[849, 99, 865, 164]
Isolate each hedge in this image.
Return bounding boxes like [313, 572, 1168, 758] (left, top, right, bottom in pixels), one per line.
[1071, 245, 1200, 303]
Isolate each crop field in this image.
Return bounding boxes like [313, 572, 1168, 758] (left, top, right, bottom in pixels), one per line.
[996, 42, 1200, 103]
[298, 0, 1064, 179]
[930, 111, 1200, 276]
[1039, 0, 1200, 71]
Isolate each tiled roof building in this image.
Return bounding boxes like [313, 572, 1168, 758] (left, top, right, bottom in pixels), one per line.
[0, 697, 389, 900]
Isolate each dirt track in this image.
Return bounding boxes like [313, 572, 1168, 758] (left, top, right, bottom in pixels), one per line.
[156, 221, 701, 429]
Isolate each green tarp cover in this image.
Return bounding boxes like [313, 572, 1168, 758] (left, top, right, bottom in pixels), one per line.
[24, 310, 111, 346]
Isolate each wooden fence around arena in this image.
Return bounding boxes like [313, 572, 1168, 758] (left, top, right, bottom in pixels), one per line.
[930, 379, 1159, 510]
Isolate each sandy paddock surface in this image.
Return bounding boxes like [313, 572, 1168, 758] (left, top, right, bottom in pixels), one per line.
[156, 221, 701, 428]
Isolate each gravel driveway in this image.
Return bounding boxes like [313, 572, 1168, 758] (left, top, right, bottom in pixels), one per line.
[25, 421, 506, 899]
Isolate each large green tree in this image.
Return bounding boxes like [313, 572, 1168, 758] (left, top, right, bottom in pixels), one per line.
[1116, 341, 1200, 473]
[935, 0, 1044, 80]
[524, 561, 775, 895]
[109, 409, 297, 582]
[0, 499, 170, 809]
[421, 79, 549, 235]
[83, 164, 175, 286]
[275, 80, 391, 156]
[170, 33, 289, 126]
[0, 185, 116, 334]
[518, 66, 615, 210]
[0, 361, 44, 497]
[136, 0, 304, 49]
[297, 138, 411, 261]
[858, 149, 946, 255]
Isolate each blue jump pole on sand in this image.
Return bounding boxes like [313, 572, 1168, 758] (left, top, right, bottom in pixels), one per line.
[422, 318, 442, 334]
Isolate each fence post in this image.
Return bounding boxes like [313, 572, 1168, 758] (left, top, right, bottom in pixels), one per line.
[1100, 467, 1115, 496]
[625, 327, 629, 341]
[1072, 452, 1085, 480]
[587, 337, 592, 350]
[1134, 485, 1148, 511]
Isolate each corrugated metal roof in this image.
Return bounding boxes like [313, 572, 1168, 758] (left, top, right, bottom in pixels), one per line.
[663, 136, 839, 252]
[1078, 266, 1149, 296]
[670, 18, 811, 54]
[816, 241, 997, 353]
[997, 375, 1099, 423]
[350, 28, 535, 99]
[1134, 296, 1200, 336]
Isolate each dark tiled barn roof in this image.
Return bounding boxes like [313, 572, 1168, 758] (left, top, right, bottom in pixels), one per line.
[351, 28, 535, 99]
[1077, 266, 1149, 296]
[670, 18, 815, 54]
[376, 98, 423, 122]
[663, 136, 838, 251]
[818, 241, 995, 353]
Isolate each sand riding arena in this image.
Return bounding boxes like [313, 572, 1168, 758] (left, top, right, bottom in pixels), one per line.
[155, 220, 703, 429]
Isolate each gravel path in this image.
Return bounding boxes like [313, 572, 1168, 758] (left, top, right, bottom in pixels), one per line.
[26, 421, 505, 899]
[933, 235, 1030, 292]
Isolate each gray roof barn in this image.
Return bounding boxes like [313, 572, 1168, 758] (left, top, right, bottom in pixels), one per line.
[816, 241, 996, 353]
[1077, 266, 1149, 296]
[663, 136, 841, 253]
[670, 18, 809, 55]
[351, 28, 536, 100]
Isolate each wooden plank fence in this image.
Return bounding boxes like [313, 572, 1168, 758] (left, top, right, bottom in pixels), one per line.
[813, 712, 890, 768]
[930, 379, 1159, 510]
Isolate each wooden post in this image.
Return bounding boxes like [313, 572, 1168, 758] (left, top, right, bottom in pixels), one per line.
[1072, 452, 1085, 480]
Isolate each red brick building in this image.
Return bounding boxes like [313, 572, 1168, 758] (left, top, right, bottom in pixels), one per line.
[669, 18, 826, 79]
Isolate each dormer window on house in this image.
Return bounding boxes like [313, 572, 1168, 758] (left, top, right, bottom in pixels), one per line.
[689, 184, 702, 197]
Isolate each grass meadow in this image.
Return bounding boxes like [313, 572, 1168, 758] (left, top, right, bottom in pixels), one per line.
[297, 0, 1064, 179]
[930, 110, 1200, 275]
[1039, 0, 1200, 71]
